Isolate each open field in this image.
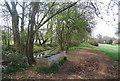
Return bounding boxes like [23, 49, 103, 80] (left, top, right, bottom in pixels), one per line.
[69, 43, 120, 61]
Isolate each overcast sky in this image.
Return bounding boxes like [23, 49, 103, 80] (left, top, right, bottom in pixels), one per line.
[0, 0, 118, 38]
[92, 15, 118, 38]
[91, 0, 118, 38]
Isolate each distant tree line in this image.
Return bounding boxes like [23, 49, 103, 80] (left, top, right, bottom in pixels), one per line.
[95, 34, 118, 44]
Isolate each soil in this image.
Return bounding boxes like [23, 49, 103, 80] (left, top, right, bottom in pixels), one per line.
[3, 48, 119, 79]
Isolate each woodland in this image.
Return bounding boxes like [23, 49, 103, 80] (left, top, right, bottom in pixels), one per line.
[1, 0, 119, 79]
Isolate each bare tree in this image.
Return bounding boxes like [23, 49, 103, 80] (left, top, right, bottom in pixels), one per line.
[4, 1, 21, 54]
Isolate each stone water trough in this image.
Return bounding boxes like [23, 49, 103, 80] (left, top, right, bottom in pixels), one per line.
[35, 51, 66, 67]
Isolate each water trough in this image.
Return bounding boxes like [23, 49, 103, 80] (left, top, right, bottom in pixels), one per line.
[35, 51, 66, 67]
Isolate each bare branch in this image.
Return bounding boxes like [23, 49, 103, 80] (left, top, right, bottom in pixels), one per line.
[90, 2, 103, 19]
[39, 1, 56, 24]
[4, 26, 12, 30]
[34, 1, 78, 34]
[18, 2, 23, 8]
[18, 15, 22, 20]
[4, 0, 12, 15]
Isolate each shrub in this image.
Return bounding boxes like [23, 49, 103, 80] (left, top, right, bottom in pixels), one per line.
[106, 39, 113, 44]
[2, 50, 30, 74]
[88, 38, 99, 46]
[89, 41, 99, 46]
[8, 54, 27, 66]
[2, 51, 28, 66]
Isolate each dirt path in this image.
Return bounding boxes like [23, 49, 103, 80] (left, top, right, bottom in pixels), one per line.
[3, 48, 119, 79]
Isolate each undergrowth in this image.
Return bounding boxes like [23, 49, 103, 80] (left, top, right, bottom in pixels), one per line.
[3, 64, 31, 74]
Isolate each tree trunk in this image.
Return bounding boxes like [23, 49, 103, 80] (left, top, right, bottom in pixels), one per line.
[12, 15, 21, 54]
[20, 2, 25, 55]
[26, 2, 39, 65]
[5, 1, 21, 54]
[26, 31, 35, 65]
[11, 2, 21, 54]
[7, 26, 10, 48]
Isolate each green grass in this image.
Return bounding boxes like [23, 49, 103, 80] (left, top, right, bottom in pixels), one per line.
[69, 43, 94, 50]
[69, 43, 120, 61]
[3, 65, 24, 74]
[94, 44, 119, 61]
[3, 64, 31, 74]
[35, 64, 59, 74]
[58, 57, 67, 65]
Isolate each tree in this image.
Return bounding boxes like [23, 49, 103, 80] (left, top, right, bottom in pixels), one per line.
[19, 2, 27, 55]
[26, 2, 39, 65]
[54, 5, 93, 51]
[3, 1, 78, 65]
[26, 2, 78, 65]
[4, 1, 21, 54]
[2, 0, 117, 65]
[96, 34, 103, 43]
[116, 22, 120, 37]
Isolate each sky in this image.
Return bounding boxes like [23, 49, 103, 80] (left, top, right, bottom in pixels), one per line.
[0, 0, 118, 38]
[92, 16, 118, 38]
[91, 0, 118, 38]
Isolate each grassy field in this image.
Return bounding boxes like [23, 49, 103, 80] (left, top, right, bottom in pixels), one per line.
[69, 43, 120, 61]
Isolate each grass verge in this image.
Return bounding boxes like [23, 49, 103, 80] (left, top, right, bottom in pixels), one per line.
[69, 43, 120, 61]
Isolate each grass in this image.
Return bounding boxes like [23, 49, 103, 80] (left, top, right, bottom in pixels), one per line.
[3, 64, 31, 74]
[94, 44, 119, 61]
[35, 57, 67, 74]
[69, 43, 94, 50]
[69, 43, 120, 61]
[35, 64, 59, 74]
[59, 57, 67, 65]
[3, 65, 24, 74]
